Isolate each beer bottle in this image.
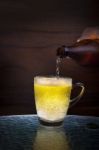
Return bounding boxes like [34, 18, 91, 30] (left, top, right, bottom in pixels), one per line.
[57, 39, 99, 66]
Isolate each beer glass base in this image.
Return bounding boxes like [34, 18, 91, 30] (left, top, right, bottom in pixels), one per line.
[39, 118, 63, 127]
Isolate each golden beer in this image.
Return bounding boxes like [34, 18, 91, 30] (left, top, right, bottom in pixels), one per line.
[34, 77, 72, 124]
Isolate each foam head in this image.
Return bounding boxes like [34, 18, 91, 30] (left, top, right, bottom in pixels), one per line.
[34, 76, 72, 86]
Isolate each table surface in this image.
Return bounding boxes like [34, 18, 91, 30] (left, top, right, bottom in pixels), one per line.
[0, 115, 99, 150]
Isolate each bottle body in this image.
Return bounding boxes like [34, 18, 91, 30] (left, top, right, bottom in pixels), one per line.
[57, 39, 99, 66]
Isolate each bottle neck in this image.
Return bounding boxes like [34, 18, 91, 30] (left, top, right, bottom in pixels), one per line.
[64, 47, 69, 57]
[57, 45, 69, 58]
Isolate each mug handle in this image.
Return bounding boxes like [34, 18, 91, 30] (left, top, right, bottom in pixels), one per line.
[70, 82, 85, 107]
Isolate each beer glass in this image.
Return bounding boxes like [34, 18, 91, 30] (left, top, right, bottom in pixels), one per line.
[34, 76, 85, 126]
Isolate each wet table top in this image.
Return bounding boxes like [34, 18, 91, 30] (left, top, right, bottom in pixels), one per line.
[0, 115, 99, 150]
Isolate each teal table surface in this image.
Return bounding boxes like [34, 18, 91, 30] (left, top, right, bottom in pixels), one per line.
[0, 115, 99, 150]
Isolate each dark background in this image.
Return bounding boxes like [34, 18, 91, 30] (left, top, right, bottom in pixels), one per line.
[0, 0, 99, 115]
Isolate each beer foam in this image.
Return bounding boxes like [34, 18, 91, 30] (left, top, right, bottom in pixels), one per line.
[34, 77, 72, 86]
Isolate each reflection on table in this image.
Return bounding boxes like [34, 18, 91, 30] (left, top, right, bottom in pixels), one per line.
[0, 115, 99, 150]
[33, 125, 70, 150]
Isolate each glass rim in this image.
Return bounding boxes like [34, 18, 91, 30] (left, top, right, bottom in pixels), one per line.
[34, 75, 72, 80]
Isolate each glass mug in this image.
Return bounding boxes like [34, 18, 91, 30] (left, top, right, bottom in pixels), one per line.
[34, 76, 85, 126]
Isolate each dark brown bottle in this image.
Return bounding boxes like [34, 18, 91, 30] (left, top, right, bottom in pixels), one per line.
[57, 39, 99, 66]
